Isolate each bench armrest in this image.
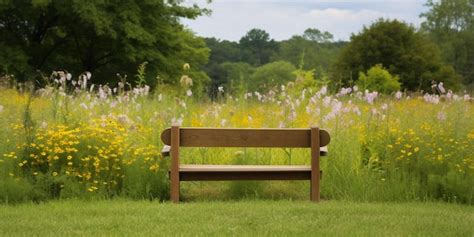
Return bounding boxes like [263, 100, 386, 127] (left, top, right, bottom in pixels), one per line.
[320, 146, 328, 156]
[162, 145, 171, 157]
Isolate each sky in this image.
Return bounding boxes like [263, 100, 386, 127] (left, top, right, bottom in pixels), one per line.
[182, 0, 428, 42]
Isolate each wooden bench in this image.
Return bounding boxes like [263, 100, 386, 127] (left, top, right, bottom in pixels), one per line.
[160, 126, 330, 203]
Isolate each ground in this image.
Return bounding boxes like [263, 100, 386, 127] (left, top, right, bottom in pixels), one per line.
[0, 200, 472, 236]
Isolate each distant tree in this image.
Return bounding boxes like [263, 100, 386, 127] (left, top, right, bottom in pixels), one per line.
[220, 62, 255, 94]
[204, 37, 241, 94]
[250, 61, 296, 92]
[272, 31, 344, 76]
[333, 19, 461, 91]
[239, 29, 278, 66]
[421, 0, 474, 86]
[0, 0, 210, 87]
[303, 28, 334, 43]
[205, 38, 241, 64]
[357, 64, 401, 93]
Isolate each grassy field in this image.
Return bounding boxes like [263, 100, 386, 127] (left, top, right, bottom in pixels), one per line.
[0, 200, 472, 236]
[0, 82, 473, 203]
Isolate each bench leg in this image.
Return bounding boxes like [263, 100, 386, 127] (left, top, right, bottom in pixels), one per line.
[170, 175, 179, 203]
[310, 127, 321, 202]
[170, 126, 180, 203]
[310, 178, 320, 202]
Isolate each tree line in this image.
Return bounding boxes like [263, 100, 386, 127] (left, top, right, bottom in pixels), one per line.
[1, 0, 473, 94]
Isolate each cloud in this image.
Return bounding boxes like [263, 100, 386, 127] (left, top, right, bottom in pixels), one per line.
[303, 8, 399, 39]
[182, 1, 425, 41]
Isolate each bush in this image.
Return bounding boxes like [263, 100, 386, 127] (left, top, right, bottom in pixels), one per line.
[250, 61, 296, 92]
[357, 64, 401, 93]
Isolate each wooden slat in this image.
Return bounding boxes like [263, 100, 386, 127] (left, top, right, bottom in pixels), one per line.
[177, 165, 322, 181]
[180, 165, 311, 172]
[161, 128, 330, 148]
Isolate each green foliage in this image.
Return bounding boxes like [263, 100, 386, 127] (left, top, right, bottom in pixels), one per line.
[0, 0, 210, 87]
[421, 0, 474, 87]
[205, 38, 241, 64]
[135, 62, 148, 87]
[357, 64, 401, 93]
[250, 61, 296, 92]
[220, 62, 255, 94]
[239, 29, 278, 66]
[333, 19, 461, 91]
[303, 28, 334, 43]
[272, 32, 345, 76]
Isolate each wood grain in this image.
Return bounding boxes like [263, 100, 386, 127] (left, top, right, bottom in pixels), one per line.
[310, 127, 321, 202]
[170, 126, 180, 203]
[161, 127, 330, 148]
[177, 165, 322, 181]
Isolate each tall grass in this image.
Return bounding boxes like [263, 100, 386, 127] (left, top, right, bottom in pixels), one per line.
[0, 76, 472, 204]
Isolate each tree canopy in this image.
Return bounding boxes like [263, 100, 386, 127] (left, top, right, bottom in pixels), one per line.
[0, 0, 210, 87]
[421, 0, 474, 87]
[333, 19, 460, 91]
[239, 29, 278, 66]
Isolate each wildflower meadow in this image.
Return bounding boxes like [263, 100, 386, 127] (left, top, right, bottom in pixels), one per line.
[0, 73, 472, 204]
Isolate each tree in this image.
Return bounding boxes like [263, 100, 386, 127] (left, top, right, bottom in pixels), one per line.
[239, 29, 278, 66]
[205, 38, 241, 64]
[250, 61, 296, 92]
[357, 64, 401, 93]
[272, 30, 344, 76]
[333, 19, 461, 91]
[204, 37, 241, 95]
[303, 28, 334, 43]
[220, 62, 255, 94]
[421, 0, 474, 86]
[0, 0, 210, 87]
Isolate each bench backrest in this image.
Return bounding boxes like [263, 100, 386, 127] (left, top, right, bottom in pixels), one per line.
[161, 127, 330, 148]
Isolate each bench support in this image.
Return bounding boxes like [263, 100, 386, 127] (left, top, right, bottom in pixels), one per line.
[310, 127, 321, 202]
[170, 126, 180, 203]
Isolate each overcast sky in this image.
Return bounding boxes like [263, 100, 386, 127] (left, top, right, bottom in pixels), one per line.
[182, 0, 428, 42]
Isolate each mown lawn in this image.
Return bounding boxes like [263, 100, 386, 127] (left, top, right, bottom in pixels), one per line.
[0, 200, 472, 236]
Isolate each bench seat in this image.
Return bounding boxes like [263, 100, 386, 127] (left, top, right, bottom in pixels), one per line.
[178, 165, 321, 181]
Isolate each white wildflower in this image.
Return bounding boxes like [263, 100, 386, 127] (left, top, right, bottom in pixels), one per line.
[395, 91, 402, 100]
[438, 82, 446, 94]
[364, 90, 378, 104]
[171, 117, 183, 126]
[79, 103, 88, 110]
[40, 121, 48, 129]
[220, 119, 227, 127]
[186, 89, 193, 97]
[437, 111, 446, 121]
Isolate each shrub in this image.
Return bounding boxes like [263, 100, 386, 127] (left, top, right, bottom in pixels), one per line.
[357, 64, 401, 93]
[250, 61, 296, 92]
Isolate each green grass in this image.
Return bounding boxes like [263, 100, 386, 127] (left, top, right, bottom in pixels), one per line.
[0, 200, 472, 236]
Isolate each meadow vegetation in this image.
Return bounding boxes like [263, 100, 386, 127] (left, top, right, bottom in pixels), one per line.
[0, 72, 472, 204]
[0, 0, 472, 209]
